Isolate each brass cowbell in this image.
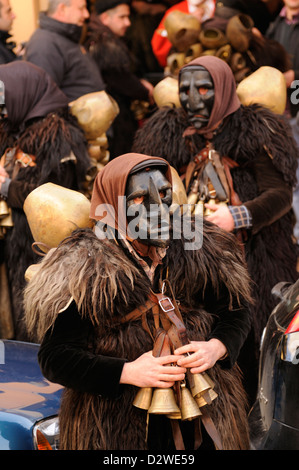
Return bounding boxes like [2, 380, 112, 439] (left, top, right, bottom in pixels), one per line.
[190, 372, 212, 398]
[0, 199, 9, 218]
[180, 383, 202, 421]
[148, 388, 180, 415]
[133, 387, 153, 410]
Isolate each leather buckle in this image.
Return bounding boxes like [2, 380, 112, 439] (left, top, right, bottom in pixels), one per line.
[158, 296, 175, 313]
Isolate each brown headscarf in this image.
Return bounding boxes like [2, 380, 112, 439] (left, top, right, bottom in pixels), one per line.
[90, 153, 172, 261]
[0, 61, 68, 127]
[179, 56, 241, 139]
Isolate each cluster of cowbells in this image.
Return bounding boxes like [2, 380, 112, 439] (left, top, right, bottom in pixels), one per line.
[164, 11, 256, 82]
[133, 370, 217, 421]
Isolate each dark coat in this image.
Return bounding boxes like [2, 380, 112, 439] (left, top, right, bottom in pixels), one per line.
[85, 14, 150, 159]
[266, 14, 299, 117]
[0, 110, 91, 341]
[0, 31, 17, 64]
[25, 226, 252, 450]
[133, 104, 299, 342]
[24, 13, 105, 101]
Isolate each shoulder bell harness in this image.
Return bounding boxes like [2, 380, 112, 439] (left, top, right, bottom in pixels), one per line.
[120, 278, 223, 451]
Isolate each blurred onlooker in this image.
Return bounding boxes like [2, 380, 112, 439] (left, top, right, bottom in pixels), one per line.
[85, 0, 154, 159]
[0, 61, 92, 341]
[265, 0, 299, 246]
[24, 0, 105, 101]
[125, 0, 167, 79]
[0, 0, 18, 64]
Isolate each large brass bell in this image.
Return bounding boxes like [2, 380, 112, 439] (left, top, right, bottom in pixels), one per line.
[164, 11, 201, 52]
[199, 28, 227, 50]
[226, 14, 254, 53]
[23, 183, 94, 253]
[180, 383, 202, 421]
[153, 76, 181, 108]
[69, 91, 119, 142]
[236, 66, 287, 115]
[148, 388, 180, 415]
[133, 387, 153, 410]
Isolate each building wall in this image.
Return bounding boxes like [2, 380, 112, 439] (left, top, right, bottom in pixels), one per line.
[10, 0, 48, 45]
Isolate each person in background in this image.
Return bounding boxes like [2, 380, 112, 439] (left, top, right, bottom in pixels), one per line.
[0, 61, 91, 341]
[85, 0, 154, 159]
[0, 0, 18, 64]
[265, 0, 299, 248]
[125, 0, 167, 79]
[24, 152, 252, 450]
[24, 0, 105, 102]
[132, 56, 299, 405]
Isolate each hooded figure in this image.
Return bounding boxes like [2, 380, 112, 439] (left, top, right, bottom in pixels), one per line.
[0, 61, 91, 341]
[25, 152, 252, 450]
[132, 56, 299, 405]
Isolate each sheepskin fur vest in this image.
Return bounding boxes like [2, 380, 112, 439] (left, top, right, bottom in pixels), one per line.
[25, 224, 252, 450]
[132, 104, 299, 343]
[0, 110, 90, 340]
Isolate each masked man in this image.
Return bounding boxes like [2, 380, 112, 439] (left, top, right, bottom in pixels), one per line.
[25, 153, 252, 450]
[132, 56, 299, 404]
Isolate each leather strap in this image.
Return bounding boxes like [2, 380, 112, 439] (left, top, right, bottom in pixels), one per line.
[200, 406, 223, 450]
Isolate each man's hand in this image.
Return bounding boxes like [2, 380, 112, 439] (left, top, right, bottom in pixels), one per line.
[174, 339, 227, 374]
[284, 69, 295, 88]
[120, 351, 186, 388]
[205, 203, 235, 232]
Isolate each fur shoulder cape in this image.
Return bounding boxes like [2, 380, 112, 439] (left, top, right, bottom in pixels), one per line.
[25, 224, 252, 343]
[133, 104, 298, 187]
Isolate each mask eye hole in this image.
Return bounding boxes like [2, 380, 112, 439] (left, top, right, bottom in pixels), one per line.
[198, 87, 208, 95]
[133, 196, 144, 204]
[159, 190, 166, 199]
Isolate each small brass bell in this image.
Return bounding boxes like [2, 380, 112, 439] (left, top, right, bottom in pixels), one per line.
[0, 199, 9, 218]
[148, 388, 180, 415]
[133, 387, 153, 410]
[195, 388, 218, 408]
[190, 372, 212, 398]
[204, 198, 216, 216]
[180, 383, 202, 421]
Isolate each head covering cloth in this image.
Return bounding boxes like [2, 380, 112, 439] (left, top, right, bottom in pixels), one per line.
[0, 61, 68, 127]
[179, 56, 241, 139]
[90, 153, 172, 261]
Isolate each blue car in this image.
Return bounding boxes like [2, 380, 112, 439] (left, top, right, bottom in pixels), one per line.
[0, 339, 63, 450]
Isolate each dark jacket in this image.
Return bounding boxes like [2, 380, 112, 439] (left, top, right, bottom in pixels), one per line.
[24, 12, 105, 101]
[266, 13, 299, 117]
[0, 31, 17, 64]
[85, 14, 150, 159]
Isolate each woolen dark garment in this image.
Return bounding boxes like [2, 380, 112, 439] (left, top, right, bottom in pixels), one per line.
[266, 14, 299, 117]
[0, 31, 17, 64]
[25, 12, 105, 101]
[37, 234, 251, 397]
[26, 223, 252, 450]
[86, 15, 150, 158]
